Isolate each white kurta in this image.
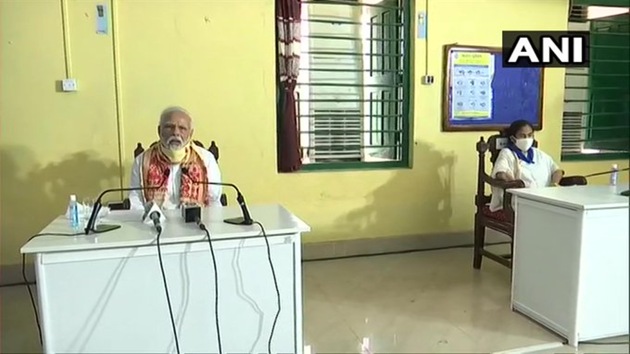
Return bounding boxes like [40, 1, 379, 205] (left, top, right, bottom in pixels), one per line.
[128, 145, 223, 210]
[489, 147, 560, 212]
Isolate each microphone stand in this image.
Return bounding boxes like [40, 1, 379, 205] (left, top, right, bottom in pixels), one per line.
[583, 168, 629, 197]
[181, 169, 253, 225]
[585, 167, 629, 178]
[221, 183, 254, 226]
[85, 169, 170, 235]
[208, 181, 253, 225]
[84, 186, 163, 235]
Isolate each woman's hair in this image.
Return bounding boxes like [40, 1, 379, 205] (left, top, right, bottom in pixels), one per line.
[504, 119, 534, 138]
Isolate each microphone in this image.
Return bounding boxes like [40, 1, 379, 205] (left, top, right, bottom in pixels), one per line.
[181, 203, 202, 223]
[84, 169, 170, 235]
[181, 167, 254, 226]
[143, 202, 166, 232]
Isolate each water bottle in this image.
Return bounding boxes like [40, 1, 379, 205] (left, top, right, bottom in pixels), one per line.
[68, 194, 80, 232]
[610, 164, 619, 187]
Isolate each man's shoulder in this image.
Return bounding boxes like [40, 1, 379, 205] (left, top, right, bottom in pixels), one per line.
[192, 145, 217, 163]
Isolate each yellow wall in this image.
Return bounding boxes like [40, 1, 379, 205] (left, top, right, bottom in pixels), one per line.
[1, 0, 627, 267]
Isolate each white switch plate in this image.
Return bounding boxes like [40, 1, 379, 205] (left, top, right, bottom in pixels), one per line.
[421, 75, 434, 85]
[62, 78, 78, 92]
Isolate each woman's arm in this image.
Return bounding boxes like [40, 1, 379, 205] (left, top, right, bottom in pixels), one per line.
[552, 169, 564, 185]
[496, 171, 514, 181]
[542, 150, 564, 185]
[492, 149, 515, 181]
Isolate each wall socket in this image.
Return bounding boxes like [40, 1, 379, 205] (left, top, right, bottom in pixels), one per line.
[62, 78, 78, 92]
[421, 75, 434, 85]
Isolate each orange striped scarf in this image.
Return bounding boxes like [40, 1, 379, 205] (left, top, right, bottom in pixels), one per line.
[141, 143, 209, 206]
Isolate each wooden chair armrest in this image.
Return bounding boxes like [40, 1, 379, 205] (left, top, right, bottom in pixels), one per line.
[477, 195, 491, 205]
[480, 175, 524, 223]
[498, 179, 526, 190]
[559, 175, 587, 186]
[482, 174, 526, 189]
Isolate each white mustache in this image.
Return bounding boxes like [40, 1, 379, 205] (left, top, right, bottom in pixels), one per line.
[167, 136, 183, 145]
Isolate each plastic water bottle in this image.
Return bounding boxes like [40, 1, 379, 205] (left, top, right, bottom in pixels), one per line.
[610, 164, 619, 187]
[68, 195, 80, 232]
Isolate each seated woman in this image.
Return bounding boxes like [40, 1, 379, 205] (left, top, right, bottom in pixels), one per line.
[489, 120, 565, 212]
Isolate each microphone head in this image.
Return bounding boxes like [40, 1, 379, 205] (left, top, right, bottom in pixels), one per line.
[142, 201, 159, 219]
[143, 202, 166, 225]
[142, 202, 153, 220]
[181, 203, 201, 223]
[143, 201, 154, 211]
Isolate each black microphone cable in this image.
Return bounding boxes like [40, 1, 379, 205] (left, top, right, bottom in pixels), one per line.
[253, 220, 281, 354]
[21, 232, 84, 346]
[154, 225, 181, 354]
[195, 217, 223, 354]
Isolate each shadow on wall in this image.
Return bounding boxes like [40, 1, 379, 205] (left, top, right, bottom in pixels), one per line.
[0, 145, 119, 266]
[337, 141, 457, 238]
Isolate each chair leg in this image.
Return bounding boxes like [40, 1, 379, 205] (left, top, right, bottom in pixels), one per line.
[473, 217, 485, 269]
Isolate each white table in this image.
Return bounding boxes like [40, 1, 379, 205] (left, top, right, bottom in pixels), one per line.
[509, 185, 629, 346]
[20, 203, 310, 354]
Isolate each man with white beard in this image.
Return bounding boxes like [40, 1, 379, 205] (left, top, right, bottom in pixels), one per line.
[128, 106, 222, 210]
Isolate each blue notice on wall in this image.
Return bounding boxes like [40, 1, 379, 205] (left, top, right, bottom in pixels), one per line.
[96, 4, 108, 34]
[417, 11, 427, 39]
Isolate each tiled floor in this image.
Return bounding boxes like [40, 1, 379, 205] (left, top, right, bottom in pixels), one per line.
[2, 245, 628, 353]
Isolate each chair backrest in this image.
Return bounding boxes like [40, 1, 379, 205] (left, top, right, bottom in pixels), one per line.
[487, 135, 508, 164]
[133, 140, 220, 162]
[475, 132, 539, 205]
[475, 136, 493, 205]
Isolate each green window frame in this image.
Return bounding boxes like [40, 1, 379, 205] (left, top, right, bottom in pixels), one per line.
[561, 2, 630, 161]
[277, 0, 413, 171]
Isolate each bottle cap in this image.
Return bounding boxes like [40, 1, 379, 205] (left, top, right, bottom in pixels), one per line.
[70, 194, 77, 201]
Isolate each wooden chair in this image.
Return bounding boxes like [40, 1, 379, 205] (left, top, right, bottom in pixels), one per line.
[109, 140, 228, 210]
[473, 134, 587, 269]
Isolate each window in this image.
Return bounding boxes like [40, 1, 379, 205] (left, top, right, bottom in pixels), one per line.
[561, 2, 630, 161]
[290, 0, 411, 170]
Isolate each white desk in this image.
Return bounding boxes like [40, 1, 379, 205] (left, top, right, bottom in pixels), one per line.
[509, 185, 629, 346]
[20, 204, 310, 354]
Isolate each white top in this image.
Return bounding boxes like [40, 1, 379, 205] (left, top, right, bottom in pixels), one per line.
[128, 145, 223, 210]
[20, 204, 311, 254]
[509, 185, 629, 211]
[490, 147, 560, 211]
